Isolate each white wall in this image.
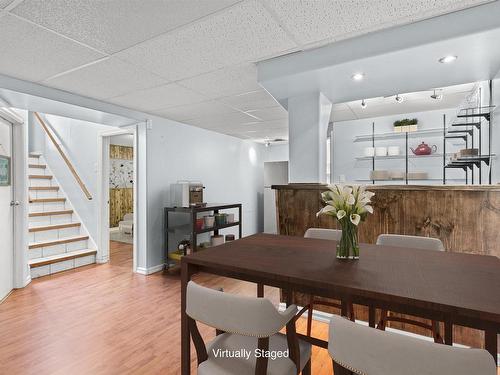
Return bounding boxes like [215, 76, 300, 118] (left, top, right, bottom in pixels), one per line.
[110, 134, 134, 147]
[491, 78, 500, 184]
[265, 143, 289, 162]
[146, 116, 266, 268]
[332, 108, 469, 184]
[34, 113, 118, 243]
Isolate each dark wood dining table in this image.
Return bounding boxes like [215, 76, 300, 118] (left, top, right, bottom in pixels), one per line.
[180, 233, 500, 374]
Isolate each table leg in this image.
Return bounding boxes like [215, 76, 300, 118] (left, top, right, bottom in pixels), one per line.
[485, 330, 498, 366]
[368, 306, 376, 328]
[286, 289, 293, 308]
[181, 261, 195, 375]
[257, 283, 264, 298]
[444, 321, 453, 346]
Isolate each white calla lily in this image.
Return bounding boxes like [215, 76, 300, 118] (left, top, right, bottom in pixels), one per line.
[347, 194, 355, 205]
[337, 210, 346, 220]
[350, 214, 361, 226]
[364, 205, 373, 214]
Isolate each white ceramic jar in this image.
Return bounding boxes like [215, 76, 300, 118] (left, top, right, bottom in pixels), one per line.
[375, 147, 387, 157]
[388, 146, 400, 156]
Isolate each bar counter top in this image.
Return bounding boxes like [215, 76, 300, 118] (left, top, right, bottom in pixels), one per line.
[272, 183, 500, 192]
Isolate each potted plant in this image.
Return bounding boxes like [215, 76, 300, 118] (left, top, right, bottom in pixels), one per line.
[317, 185, 375, 259]
[393, 118, 418, 132]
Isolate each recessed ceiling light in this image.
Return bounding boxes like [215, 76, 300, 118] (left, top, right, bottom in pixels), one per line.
[361, 99, 367, 109]
[395, 94, 404, 103]
[439, 55, 457, 64]
[351, 73, 365, 81]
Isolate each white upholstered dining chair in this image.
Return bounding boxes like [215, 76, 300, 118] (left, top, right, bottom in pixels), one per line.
[376, 234, 445, 342]
[186, 281, 312, 375]
[328, 315, 496, 375]
[302, 228, 355, 337]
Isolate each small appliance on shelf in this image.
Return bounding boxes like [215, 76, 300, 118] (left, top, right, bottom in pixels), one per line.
[171, 180, 205, 207]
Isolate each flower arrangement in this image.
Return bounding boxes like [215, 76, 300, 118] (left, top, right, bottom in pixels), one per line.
[317, 185, 375, 259]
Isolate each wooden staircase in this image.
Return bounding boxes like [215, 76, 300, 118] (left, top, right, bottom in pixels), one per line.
[28, 153, 96, 279]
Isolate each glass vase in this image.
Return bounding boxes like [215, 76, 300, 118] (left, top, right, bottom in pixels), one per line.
[336, 221, 360, 259]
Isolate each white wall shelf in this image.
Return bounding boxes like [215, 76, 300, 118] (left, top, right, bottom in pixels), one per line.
[355, 153, 449, 161]
[353, 128, 443, 142]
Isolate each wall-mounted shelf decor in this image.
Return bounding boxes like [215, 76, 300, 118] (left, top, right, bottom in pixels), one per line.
[353, 82, 496, 185]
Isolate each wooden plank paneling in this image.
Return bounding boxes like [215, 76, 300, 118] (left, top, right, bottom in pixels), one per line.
[110, 145, 133, 160]
[274, 184, 500, 351]
[109, 188, 133, 228]
[109, 144, 134, 227]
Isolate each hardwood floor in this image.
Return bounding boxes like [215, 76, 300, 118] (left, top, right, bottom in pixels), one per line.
[0, 241, 497, 374]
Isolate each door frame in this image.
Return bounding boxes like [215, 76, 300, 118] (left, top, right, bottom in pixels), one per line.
[0, 108, 29, 292]
[97, 125, 141, 272]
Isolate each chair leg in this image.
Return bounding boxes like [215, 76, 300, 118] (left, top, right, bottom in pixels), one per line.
[307, 296, 314, 337]
[377, 309, 388, 330]
[302, 359, 311, 375]
[348, 303, 355, 322]
[432, 320, 443, 344]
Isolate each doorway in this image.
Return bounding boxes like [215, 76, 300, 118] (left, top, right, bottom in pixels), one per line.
[0, 107, 28, 301]
[97, 128, 137, 272]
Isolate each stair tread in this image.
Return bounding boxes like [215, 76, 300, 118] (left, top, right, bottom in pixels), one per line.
[29, 209, 73, 217]
[29, 186, 59, 191]
[29, 175, 52, 179]
[29, 153, 41, 158]
[30, 197, 66, 203]
[29, 249, 97, 268]
[29, 222, 81, 232]
[29, 164, 46, 169]
[29, 235, 89, 249]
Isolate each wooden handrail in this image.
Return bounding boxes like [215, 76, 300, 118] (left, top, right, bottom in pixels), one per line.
[33, 112, 92, 200]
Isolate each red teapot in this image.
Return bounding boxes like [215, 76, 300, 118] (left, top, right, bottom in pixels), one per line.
[410, 142, 437, 155]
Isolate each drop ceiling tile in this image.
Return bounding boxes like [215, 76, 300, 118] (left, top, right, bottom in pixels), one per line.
[153, 100, 237, 122]
[107, 83, 207, 112]
[179, 63, 263, 99]
[117, 0, 296, 81]
[11, 0, 240, 54]
[264, 0, 492, 47]
[185, 111, 263, 129]
[44, 57, 167, 100]
[0, 14, 105, 82]
[0, 0, 13, 8]
[245, 106, 287, 121]
[221, 89, 280, 111]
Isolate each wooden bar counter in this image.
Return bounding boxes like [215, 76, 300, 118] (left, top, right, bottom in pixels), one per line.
[272, 183, 500, 351]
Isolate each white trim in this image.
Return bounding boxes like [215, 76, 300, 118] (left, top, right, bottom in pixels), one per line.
[97, 126, 142, 273]
[136, 263, 165, 275]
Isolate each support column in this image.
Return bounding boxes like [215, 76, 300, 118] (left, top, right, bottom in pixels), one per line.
[288, 92, 332, 183]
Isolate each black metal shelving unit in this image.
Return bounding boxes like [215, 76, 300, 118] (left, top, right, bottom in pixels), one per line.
[443, 99, 495, 184]
[163, 203, 242, 268]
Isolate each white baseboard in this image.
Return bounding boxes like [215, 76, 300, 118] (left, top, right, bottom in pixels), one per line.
[23, 274, 32, 287]
[136, 263, 165, 275]
[96, 255, 109, 264]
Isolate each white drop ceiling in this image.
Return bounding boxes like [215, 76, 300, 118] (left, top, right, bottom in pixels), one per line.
[0, 0, 493, 142]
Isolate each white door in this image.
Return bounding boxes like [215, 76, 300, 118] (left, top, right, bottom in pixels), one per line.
[0, 118, 13, 301]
